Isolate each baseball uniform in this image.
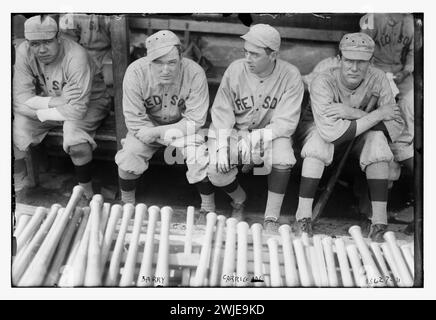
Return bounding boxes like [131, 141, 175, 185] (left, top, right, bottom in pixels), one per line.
[360, 13, 414, 162]
[208, 57, 303, 185]
[115, 56, 210, 184]
[13, 36, 110, 154]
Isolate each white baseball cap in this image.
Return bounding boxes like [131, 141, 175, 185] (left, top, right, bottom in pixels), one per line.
[241, 24, 281, 51]
[24, 15, 58, 41]
[145, 30, 181, 61]
[339, 33, 375, 61]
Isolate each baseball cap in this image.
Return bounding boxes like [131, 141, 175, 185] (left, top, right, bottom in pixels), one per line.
[145, 30, 181, 61]
[339, 32, 375, 61]
[24, 15, 58, 41]
[241, 24, 281, 51]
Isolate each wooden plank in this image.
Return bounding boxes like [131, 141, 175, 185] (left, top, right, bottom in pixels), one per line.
[110, 15, 130, 150]
[129, 17, 347, 42]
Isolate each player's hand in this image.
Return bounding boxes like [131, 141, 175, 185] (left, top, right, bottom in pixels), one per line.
[377, 103, 402, 121]
[136, 127, 160, 144]
[393, 70, 410, 84]
[323, 103, 355, 120]
[217, 147, 231, 174]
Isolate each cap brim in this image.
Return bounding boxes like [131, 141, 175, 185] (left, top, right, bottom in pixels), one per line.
[342, 50, 372, 61]
[25, 31, 57, 41]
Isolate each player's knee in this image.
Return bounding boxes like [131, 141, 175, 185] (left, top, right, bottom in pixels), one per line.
[300, 136, 333, 166]
[207, 165, 235, 187]
[359, 131, 393, 171]
[115, 150, 148, 176]
[68, 143, 92, 161]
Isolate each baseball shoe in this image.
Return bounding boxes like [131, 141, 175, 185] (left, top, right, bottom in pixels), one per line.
[368, 224, 387, 243]
[195, 208, 208, 225]
[294, 218, 313, 237]
[230, 201, 245, 221]
[263, 218, 280, 234]
[403, 222, 414, 235]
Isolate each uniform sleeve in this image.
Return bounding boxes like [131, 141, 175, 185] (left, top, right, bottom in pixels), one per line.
[210, 68, 236, 140]
[181, 68, 209, 130]
[264, 70, 304, 139]
[403, 23, 414, 74]
[376, 73, 405, 142]
[13, 44, 44, 117]
[56, 50, 93, 120]
[360, 13, 377, 38]
[309, 74, 352, 143]
[122, 65, 155, 134]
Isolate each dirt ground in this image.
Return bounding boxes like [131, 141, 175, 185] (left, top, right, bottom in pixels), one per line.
[13, 155, 414, 242]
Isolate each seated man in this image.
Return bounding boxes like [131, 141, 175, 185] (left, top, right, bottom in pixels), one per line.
[294, 32, 404, 242]
[360, 13, 415, 233]
[13, 15, 110, 200]
[206, 24, 304, 232]
[115, 30, 213, 210]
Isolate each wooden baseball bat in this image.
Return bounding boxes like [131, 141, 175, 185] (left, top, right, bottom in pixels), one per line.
[279, 224, 299, 287]
[14, 214, 31, 238]
[57, 207, 90, 287]
[308, 245, 322, 287]
[119, 203, 146, 287]
[321, 236, 339, 287]
[313, 235, 329, 287]
[18, 186, 84, 286]
[137, 206, 160, 286]
[251, 223, 265, 287]
[193, 212, 217, 286]
[381, 242, 403, 287]
[209, 215, 226, 287]
[100, 204, 123, 270]
[100, 203, 111, 237]
[16, 206, 48, 253]
[181, 206, 194, 286]
[105, 203, 134, 286]
[267, 238, 282, 287]
[154, 206, 173, 287]
[235, 221, 249, 287]
[12, 204, 60, 285]
[293, 238, 313, 287]
[383, 231, 413, 286]
[220, 218, 238, 286]
[301, 232, 311, 247]
[370, 242, 395, 287]
[334, 238, 354, 287]
[43, 207, 83, 286]
[84, 199, 103, 286]
[312, 93, 380, 222]
[349, 225, 383, 287]
[401, 244, 414, 276]
[346, 244, 367, 287]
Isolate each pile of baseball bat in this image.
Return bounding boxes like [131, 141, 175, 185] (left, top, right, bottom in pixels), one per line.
[12, 185, 415, 287]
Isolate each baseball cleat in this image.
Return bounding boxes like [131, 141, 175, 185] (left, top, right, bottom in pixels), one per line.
[263, 219, 280, 234]
[294, 218, 313, 237]
[368, 224, 387, 243]
[230, 201, 245, 221]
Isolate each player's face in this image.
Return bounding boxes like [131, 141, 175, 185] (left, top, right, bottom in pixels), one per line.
[151, 47, 181, 84]
[340, 56, 370, 88]
[28, 36, 60, 65]
[243, 41, 275, 76]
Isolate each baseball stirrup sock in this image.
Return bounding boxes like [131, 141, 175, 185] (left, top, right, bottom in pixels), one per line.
[119, 177, 138, 192]
[264, 191, 285, 221]
[200, 193, 216, 212]
[367, 179, 389, 202]
[121, 190, 136, 205]
[195, 179, 215, 195]
[74, 162, 93, 184]
[299, 177, 320, 199]
[79, 181, 94, 200]
[222, 181, 246, 205]
[268, 167, 291, 194]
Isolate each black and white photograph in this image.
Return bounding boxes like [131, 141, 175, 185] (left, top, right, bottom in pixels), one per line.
[3, 0, 433, 301]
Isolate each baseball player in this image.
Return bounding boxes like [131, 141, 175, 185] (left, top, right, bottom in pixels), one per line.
[115, 30, 214, 212]
[206, 24, 304, 232]
[294, 32, 404, 242]
[59, 13, 112, 75]
[13, 15, 110, 200]
[360, 13, 415, 233]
